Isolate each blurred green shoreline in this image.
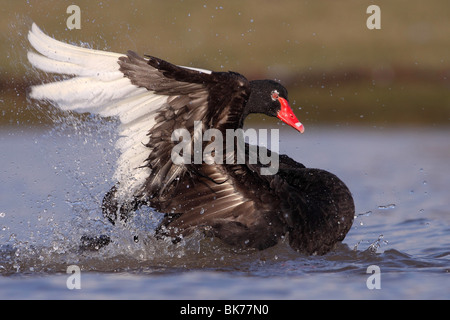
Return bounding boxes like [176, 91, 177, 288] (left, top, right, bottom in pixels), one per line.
[1, 1, 449, 127]
[2, 66, 448, 128]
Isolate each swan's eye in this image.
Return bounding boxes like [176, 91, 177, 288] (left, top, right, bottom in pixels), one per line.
[271, 90, 279, 101]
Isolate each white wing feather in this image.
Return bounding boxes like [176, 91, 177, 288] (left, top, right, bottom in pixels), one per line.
[27, 23, 170, 200]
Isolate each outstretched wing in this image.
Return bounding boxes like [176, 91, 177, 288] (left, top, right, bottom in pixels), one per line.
[27, 23, 248, 203]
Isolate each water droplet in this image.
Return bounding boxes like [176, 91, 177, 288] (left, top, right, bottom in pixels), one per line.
[0, 212, 5, 218]
[378, 204, 396, 210]
[200, 208, 205, 215]
[356, 210, 372, 217]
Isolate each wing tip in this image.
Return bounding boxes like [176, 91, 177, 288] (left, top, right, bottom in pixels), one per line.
[28, 22, 46, 45]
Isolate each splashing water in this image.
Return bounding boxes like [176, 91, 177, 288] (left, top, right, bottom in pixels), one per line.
[0, 20, 447, 301]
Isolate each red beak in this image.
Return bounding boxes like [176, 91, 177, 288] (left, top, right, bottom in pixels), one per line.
[276, 97, 305, 133]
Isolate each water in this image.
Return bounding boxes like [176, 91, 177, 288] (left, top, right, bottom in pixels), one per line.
[0, 121, 449, 299]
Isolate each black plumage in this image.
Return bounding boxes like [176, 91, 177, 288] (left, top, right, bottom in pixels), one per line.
[101, 51, 355, 255]
[26, 23, 353, 255]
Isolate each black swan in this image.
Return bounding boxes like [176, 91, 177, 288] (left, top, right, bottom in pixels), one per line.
[27, 23, 354, 255]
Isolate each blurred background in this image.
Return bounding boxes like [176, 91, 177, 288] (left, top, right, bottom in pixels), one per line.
[1, 0, 449, 128]
[1, 1, 449, 299]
